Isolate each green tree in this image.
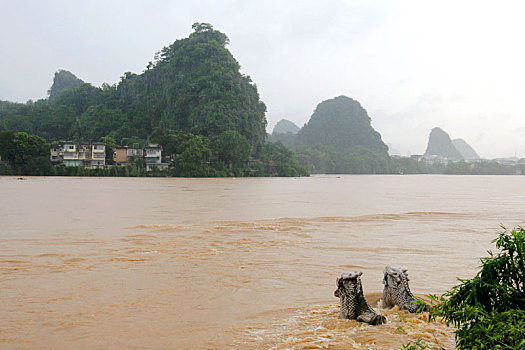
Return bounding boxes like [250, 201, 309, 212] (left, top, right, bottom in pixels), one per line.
[172, 134, 213, 177]
[73, 105, 128, 141]
[214, 130, 251, 173]
[259, 141, 309, 177]
[0, 131, 52, 175]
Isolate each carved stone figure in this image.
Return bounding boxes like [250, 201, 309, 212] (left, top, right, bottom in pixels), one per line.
[382, 266, 429, 312]
[334, 271, 387, 325]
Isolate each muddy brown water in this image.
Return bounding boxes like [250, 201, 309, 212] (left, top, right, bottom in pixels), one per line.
[1, 175, 524, 349]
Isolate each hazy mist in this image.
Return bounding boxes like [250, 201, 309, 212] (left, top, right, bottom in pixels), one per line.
[1, 0, 524, 158]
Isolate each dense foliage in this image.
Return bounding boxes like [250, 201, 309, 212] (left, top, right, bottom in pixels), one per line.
[114, 22, 267, 151]
[2, 22, 267, 146]
[298, 96, 388, 154]
[258, 141, 309, 177]
[444, 160, 517, 175]
[429, 227, 525, 349]
[294, 144, 393, 174]
[0, 131, 52, 175]
[275, 96, 396, 174]
[0, 23, 308, 177]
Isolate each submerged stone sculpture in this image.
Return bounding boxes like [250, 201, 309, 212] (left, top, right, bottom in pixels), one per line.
[334, 271, 387, 325]
[382, 266, 429, 313]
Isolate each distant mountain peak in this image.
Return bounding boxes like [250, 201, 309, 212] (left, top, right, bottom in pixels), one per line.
[452, 138, 480, 160]
[297, 95, 388, 154]
[424, 127, 463, 160]
[272, 119, 300, 135]
[47, 69, 84, 100]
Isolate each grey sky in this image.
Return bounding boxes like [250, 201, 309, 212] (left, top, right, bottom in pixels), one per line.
[1, 0, 524, 158]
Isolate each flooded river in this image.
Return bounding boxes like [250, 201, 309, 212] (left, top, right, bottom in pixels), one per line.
[1, 175, 524, 349]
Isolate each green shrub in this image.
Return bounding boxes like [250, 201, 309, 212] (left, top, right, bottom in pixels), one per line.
[429, 226, 525, 349]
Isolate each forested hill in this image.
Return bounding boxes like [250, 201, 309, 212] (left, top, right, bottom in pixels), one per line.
[298, 96, 388, 154]
[277, 95, 393, 174]
[1, 23, 266, 149]
[0, 23, 308, 177]
[114, 22, 267, 151]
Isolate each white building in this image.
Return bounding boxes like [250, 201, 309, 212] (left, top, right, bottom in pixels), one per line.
[144, 144, 168, 171]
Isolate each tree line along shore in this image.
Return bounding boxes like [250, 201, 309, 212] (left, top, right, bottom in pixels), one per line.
[1, 23, 523, 177]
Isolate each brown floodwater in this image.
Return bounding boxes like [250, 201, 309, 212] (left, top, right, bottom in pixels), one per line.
[1, 175, 524, 349]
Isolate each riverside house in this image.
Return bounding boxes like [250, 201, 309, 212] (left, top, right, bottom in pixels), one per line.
[114, 146, 144, 165]
[50, 141, 106, 168]
[144, 144, 168, 171]
[113, 144, 168, 171]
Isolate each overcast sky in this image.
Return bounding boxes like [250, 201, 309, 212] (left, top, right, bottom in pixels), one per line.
[1, 0, 525, 158]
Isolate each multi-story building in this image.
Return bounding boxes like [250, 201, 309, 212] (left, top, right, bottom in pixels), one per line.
[114, 147, 144, 165]
[114, 144, 168, 171]
[62, 142, 82, 167]
[144, 144, 163, 171]
[90, 142, 106, 168]
[145, 144, 169, 171]
[50, 142, 106, 168]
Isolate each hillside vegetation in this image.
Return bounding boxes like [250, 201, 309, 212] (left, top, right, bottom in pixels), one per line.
[275, 96, 399, 174]
[0, 24, 521, 177]
[0, 23, 307, 177]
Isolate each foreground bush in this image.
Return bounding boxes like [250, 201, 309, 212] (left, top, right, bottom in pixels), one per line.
[429, 226, 525, 349]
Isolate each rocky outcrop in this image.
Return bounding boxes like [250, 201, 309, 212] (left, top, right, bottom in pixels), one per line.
[47, 69, 85, 100]
[382, 266, 429, 313]
[424, 127, 463, 160]
[334, 271, 387, 325]
[452, 138, 480, 160]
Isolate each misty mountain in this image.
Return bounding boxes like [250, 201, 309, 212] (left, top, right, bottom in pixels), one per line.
[272, 119, 300, 134]
[298, 96, 388, 154]
[1, 23, 267, 150]
[452, 138, 480, 160]
[0, 23, 311, 177]
[270, 119, 300, 148]
[424, 127, 463, 160]
[289, 96, 391, 174]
